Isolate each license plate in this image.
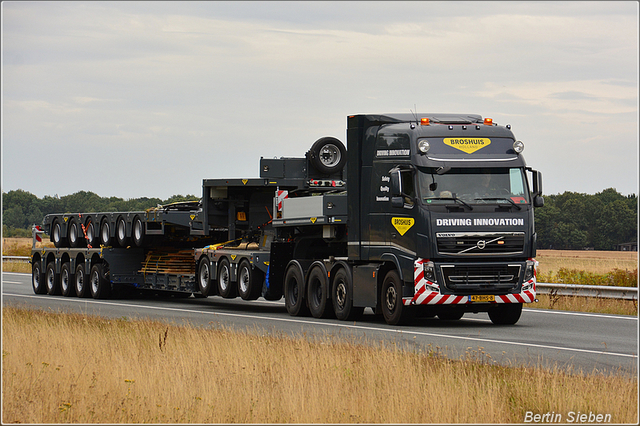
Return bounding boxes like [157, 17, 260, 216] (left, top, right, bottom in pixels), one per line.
[470, 295, 495, 303]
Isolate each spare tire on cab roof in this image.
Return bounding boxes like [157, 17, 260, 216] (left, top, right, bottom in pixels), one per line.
[307, 137, 347, 175]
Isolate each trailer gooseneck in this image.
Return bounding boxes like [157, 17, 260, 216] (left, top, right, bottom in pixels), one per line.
[32, 113, 544, 325]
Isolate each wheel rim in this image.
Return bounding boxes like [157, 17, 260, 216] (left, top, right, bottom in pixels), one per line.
[53, 223, 61, 244]
[69, 223, 77, 244]
[76, 270, 84, 293]
[118, 220, 125, 240]
[385, 285, 397, 312]
[101, 222, 109, 244]
[219, 265, 230, 291]
[319, 144, 341, 167]
[335, 281, 346, 309]
[134, 220, 143, 241]
[91, 271, 100, 294]
[47, 269, 55, 292]
[86, 223, 94, 243]
[239, 267, 250, 294]
[288, 278, 299, 305]
[199, 263, 209, 290]
[33, 266, 41, 290]
[61, 268, 69, 292]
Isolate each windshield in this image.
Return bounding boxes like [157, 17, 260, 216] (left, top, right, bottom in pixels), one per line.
[418, 167, 530, 205]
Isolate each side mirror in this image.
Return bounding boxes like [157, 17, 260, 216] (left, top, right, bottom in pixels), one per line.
[389, 168, 402, 196]
[534, 195, 545, 208]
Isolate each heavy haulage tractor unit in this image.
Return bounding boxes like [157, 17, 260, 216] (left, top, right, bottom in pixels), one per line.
[31, 113, 544, 325]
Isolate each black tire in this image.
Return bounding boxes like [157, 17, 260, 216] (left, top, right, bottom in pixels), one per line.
[68, 218, 83, 248]
[75, 263, 90, 298]
[132, 216, 145, 247]
[284, 264, 309, 316]
[100, 219, 112, 246]
[45, 261, 60, 295]
[60, 262, 75, 297]
[488, 303, 523, 325]
[90, 264, 111, 299]
[381, 270, 414, 325]
[238, 260, 263, 301]
[437, 310, 465, 321]
[217, 258, 236, 298]
[197, 257, 212, 297]
[85, 219, 99, 248]
[308, 137, 347, 175]
[32, 260, 46, 294]
[52, 219, 66, 248]
[307, 265, 332, 318]
[116, 217, 128, 247]
[331, 267, 363, 321]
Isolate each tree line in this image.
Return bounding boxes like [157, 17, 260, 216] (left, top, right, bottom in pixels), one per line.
[2, 188, 638, 250]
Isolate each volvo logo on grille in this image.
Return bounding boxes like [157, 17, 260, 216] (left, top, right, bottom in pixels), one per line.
[476, 240, 486, 250]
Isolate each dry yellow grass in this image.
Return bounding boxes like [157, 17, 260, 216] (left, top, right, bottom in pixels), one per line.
[536, 249, 638, 276]
[2, 307, 637, 424]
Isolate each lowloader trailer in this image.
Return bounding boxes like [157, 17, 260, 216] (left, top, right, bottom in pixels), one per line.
[31, 113, 544, 325]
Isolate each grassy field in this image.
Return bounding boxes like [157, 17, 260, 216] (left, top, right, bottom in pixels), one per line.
[2, 307, 637, 424]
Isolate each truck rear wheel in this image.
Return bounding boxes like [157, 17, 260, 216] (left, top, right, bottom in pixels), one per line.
[381, 270, 413, 325]
[308, 137, 347, 175]
[284, 264, 309, 316]
[75, 263, 90, 298]
[90, 264, 111, 299]
[46, 261, 60, 295]
[32, 260, 46, 294]
[68, 219, 83, 248]
[488, 303, 522, 325]
[116, 217, 128, 247]
[307, 265, 332, 318]
[238, 260, 262, 301]
[52, 219, 67, 248]
[217, 258, 236, 298]
[197, 257, 212, 297]
[331, 267, 363, 321]
[60, 262, 75, 297]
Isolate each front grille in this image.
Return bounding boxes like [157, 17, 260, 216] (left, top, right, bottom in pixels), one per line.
[440, 264, 521, 294]
[436, 232, 525, 255]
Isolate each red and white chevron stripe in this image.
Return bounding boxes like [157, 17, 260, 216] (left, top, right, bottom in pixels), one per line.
[404, 258, 536, 306]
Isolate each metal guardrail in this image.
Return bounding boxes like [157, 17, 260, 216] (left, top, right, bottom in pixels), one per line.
[2, 255, 31, 263]
[2, 255, 637, 301]
[537, 282, 637, 301]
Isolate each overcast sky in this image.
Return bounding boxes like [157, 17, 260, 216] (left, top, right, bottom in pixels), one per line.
[2, 1, 638, 200]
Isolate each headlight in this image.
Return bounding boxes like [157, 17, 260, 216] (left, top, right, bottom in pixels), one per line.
[524, 259, 536, 282]
[423, 261, 436, 282]
[418, 139, 430, 154]
[513, 140, 525, 154]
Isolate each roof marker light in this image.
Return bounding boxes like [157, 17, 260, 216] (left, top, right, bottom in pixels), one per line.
[421, 118, 430, 126]
[484, 118, 493, 125]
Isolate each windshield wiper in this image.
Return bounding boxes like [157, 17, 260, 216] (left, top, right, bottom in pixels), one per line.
[474, 197, 522, 210]
[426, 196, 473, 210]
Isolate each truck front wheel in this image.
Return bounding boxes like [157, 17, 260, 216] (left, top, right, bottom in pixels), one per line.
[381, 270, 413, 325]
[488, 303, 522, 325]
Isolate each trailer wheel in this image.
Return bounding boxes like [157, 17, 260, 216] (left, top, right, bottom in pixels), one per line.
[75, 263, 90, 298]
[52, 219, 67, 248]
[60, 262, 75, 297]
[381, 270, 413, 325]
[238, 260, 263, 301]
[437, 310, 464, 321]
[217, 258, 236, 298]
[488, 303, 522, 325]
[46, 261, 60, 295]
[197, 258, 212, 297]
[284, 264, 309, 316]
[307, 265, 332, 318]
[308, 137, 347, 175]
[331, 268, 363, 321]
[85, 219, 99, 248]
[90, 264, 111, 299]
[68, 219, 81, 248]
[100, 220, 112, 246]
[132, 216, 145, 247]
[32, 260, 46, 294]
[116, 217, 128, 247]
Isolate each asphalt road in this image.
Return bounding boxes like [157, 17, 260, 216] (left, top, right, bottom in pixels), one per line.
[3, 271, 637, 376]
